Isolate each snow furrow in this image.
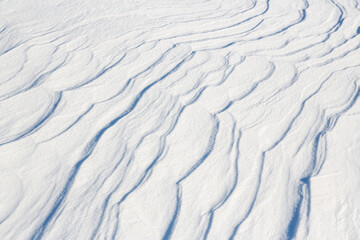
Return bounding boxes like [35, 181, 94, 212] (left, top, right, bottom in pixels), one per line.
[0, 0, 360, 239]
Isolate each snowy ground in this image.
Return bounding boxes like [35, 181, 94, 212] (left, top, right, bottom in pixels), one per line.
[1, 0, 360, 239]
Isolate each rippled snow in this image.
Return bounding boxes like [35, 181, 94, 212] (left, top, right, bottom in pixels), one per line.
[1, 0, 360, 239]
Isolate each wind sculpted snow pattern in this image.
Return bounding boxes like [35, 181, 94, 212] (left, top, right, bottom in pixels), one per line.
[1, 0, 360, 239]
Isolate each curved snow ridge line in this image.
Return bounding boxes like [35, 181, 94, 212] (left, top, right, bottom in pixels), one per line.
[0, 91, 62, 146]
[287, 82, 360, 238]
[1, 0, 360, 239]
[30, 51, 196, 240]
[284, 93, 360, 239]
[162, 115, 219, 240]
[203, 126, 241, 240]
[87, 52, 239, 239]
[90, 100, 181, 239]
[96, 53, 242, 239]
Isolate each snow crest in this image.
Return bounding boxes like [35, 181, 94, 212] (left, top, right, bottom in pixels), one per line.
[1, 0, 360, 239]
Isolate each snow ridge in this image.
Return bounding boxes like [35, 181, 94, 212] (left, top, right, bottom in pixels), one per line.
[1, 0, 360, 239]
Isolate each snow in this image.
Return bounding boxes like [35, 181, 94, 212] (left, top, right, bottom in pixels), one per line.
[0, 0, 360, 239]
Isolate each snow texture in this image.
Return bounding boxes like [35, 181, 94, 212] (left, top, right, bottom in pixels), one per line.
[1, 0, 360, 239]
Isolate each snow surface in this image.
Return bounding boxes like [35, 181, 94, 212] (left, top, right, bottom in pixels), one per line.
[1, 0, 360, 239]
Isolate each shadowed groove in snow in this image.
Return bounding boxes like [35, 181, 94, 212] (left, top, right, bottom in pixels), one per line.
[31, 51, 195, 240]
[1, 0, 360, 239]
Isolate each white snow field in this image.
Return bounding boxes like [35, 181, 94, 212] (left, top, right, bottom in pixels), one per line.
[1, 0, 360, 239]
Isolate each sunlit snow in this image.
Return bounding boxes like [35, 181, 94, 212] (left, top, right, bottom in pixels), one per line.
[1, 0, 360, 239]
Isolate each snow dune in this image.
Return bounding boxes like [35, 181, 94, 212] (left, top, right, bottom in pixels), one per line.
[1, 0, 360, 239]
